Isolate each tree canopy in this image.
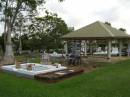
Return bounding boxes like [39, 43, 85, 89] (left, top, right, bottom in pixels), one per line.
[16, 12, 73, 52]
[0, 0, 66, 64]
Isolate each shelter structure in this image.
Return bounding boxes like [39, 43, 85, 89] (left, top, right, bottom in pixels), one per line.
[63, 21, 130, 59]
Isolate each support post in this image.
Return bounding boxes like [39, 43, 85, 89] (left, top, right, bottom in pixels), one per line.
[127, 39, 130, 57]
[84, 40, 87, 56]
[64, 41, 68, 55]
[107, 39, 112, 59]
[90, 40, 93, 56]
[119, 40, 123, 57]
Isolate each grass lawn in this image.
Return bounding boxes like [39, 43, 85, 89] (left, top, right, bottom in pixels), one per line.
[15, 54, 41, 63]
[0, 59, 130, 97]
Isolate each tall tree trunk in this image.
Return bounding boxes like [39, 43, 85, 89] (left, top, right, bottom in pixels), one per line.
[2, 0, 22, 65]
[3, 0, 8, 53]
[3, 17, 7, 53]
[18, 26, 22, 55]
[3, 18, 15, 65]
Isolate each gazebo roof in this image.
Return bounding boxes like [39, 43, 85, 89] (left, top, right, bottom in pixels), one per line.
[63, 21, 130, 39]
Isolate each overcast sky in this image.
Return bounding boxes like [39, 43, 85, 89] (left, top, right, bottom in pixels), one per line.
[1, 0, 130, 34]
[44, 0, 130, 34]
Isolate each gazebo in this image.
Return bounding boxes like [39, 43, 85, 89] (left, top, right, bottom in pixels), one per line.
[63, 21, 130, 59]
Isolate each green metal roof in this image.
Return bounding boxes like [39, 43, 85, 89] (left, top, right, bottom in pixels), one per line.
[63, 21, 130, 39]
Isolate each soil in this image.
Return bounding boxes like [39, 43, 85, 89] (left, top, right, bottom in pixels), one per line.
[64, 64, 98, 73]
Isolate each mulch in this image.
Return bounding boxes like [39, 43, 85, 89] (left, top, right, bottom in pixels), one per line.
[35, 68, 84, 83]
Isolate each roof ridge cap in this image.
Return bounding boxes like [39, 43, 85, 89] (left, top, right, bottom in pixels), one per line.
[98, 22, 114, 37]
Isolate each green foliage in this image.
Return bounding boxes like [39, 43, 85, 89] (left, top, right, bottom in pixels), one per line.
[0, 0, 46, 32]
[1, 60, 130, 97]
[105, 21, 111, 26]
[22, 0, 45, 10]
[0, 2, 2, 11]
[24, 12, 72, 51]
[119, 28, 126, 32]
[0, 0, 66, 54]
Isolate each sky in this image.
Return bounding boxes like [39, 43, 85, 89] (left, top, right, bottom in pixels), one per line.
[1, 0, 130, 34]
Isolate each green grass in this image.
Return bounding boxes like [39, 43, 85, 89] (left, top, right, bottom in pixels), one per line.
[1, 60, 130, 97]
[15, 54, 41, 63]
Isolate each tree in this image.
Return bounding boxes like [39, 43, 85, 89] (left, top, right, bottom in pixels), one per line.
[13, 13, 27, 55]
[105, 22, 111, 26]
[28, 12, 72, 51]
[119, 28, 126, 32]
[0, 35, 4, 56]
[0, 0, 64, 65]
[0, 0, 45, 64]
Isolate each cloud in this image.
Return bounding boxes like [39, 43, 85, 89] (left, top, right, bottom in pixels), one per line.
[44, 0, 130, 34]
[1, 0, 130, 34]
[93, 7, 119, 22]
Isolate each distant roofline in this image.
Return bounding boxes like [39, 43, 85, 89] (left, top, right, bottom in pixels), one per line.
[63, 21, 130, 40]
